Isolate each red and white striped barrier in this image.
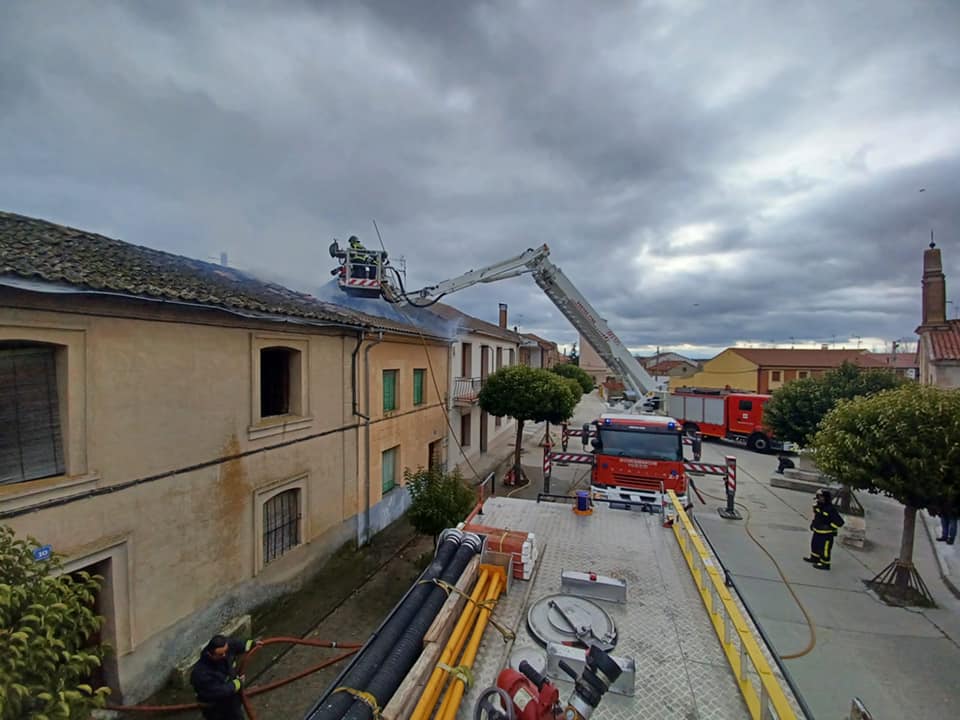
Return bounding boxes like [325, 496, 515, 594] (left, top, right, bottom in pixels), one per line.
[725, 455, 737, 495]
[683, 461, 728, 475]
[549, 452, 595, 464]
[343, 278, 380, 287]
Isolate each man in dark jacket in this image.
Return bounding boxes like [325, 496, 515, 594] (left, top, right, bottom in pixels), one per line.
[803, 489, 845, 570]
[190, 635, 260, 719]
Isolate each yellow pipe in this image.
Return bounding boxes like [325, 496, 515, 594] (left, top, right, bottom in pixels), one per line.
[409, 568, 492, 720]
[436, 569, 505, 720]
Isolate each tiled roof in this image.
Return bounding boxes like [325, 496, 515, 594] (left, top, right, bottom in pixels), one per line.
[729, 348, 885, 368]
[647, 359, 696, 374]
[925, 320, 960, 361]
[0, 211, 437, 337]
[521, 332, 559, 349]
[428, 303, 524, 342]
[868, 352, 920, 369]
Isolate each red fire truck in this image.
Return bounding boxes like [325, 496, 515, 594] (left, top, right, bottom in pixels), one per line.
[667, 389, 789, 453]
[580, 412, 688, 507]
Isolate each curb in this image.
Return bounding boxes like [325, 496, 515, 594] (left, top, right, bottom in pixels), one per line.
[920, 510, 960, 601]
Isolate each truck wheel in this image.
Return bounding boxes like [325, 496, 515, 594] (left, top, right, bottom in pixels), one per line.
[683, 423, 699, 437]
[748, 433, 770, 453]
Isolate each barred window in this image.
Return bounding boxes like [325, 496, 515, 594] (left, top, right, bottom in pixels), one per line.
[0, 343, 65, 485]
[263, 489, 301, 564]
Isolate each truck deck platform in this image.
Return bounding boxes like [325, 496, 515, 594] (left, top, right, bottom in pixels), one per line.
[460, 496, 802, 719]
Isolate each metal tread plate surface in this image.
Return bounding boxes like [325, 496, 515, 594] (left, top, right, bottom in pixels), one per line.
[458, 497, 749, 719]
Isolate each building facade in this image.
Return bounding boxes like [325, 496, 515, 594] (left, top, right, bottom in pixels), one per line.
[0, 211, 449, 702]
[916, 243, 960, 388]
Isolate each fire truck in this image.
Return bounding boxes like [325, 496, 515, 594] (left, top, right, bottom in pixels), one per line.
[668, 388, 789, 453]
[330, 240, 690, 503]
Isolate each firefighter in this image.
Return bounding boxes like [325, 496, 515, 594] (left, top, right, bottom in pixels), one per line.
[348, 235, 376, 279]
[190, 634, 262, 719]
[803, 489, 844, 570]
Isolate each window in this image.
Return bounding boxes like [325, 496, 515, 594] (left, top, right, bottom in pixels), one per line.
[738, 399, 753, 411]
[495, 347, 503, 371]
[250, 335, 310, 439]
[460, 413, 472, 447]
[0, 343, 65, 485]
[771, 370, 781, 382]
[383, 370, 398, 412]
[428, 440, 442, 471]
[798, 370, 809, 379]
[382, 445, 399, 493]
[413, 369, 425, 406]
[263, 489, 301, 564]
[508, 349, 515, 366]
[495, 415, 502, 428]
[596, 429, 682, 461]
[260, 347, 298, 417]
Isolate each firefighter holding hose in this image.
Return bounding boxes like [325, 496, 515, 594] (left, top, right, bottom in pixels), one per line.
[190, 634, 262, 719]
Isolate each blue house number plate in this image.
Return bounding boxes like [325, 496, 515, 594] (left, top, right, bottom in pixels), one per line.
[33, 544, 52, 561]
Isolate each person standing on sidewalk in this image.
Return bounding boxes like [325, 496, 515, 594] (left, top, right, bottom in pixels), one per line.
[804, 489, 844, 570]
[937, 510, 958, 545]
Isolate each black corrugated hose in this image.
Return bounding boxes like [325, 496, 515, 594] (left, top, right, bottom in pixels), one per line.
[306, 529, 465, 720]
[341, 532, 483, 720]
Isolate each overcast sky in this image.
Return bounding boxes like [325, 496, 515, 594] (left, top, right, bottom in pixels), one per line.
[2, 1, 958, 356]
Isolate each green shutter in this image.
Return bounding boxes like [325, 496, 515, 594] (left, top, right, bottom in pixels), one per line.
[382, 447, 397, 493]
[413, 369, 425, 406]
[383, 370, 397, 411]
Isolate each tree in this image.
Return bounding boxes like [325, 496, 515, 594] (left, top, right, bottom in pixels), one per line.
[406, 467, 477, 543]
[550, 364, 593, 394]
[812, 384, 960, 606]
[479, 365, 578, 485]
[0, 525, 110, 719]
[765, 362, 904, 447]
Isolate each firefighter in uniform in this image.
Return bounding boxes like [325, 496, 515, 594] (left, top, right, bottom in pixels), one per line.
[804, 489, 844, 570]
[190, 635, 262, 719]
[348, 235, 376, 279]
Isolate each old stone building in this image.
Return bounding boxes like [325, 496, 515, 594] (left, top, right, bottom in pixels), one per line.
[916, 242, 960, 387]
[0, 211, 450, 702]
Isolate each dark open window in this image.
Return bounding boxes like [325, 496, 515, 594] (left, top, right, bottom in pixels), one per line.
[261, 347, 293, 418]
[263, 489, 301, 564]
[428, 439, 442, 471]
[460, 413, 472, 447]
[0, 342, 65, 485]
[738, 399, 753, 411]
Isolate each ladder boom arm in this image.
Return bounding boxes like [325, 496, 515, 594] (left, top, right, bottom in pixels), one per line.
[399, 244, 657, 396]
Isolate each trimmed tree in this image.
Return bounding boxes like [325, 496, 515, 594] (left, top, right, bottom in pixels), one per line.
[812, 384, 960, 606]
[479, 365, 578, 486]
[550, 364, 593, 394]
[405, 467, 476, 543]
[0, 525, 110, 720]
[765, 361, 904, 447]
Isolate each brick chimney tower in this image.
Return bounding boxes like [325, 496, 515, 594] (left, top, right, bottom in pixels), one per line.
[498, 303, 508, 329]
[921, 241, 947, 327]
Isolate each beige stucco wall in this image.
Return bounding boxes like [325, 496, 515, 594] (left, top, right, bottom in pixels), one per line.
[671, 349, 758, 391]
[578, 332, 608, 385]
[0, 295, 448, 702]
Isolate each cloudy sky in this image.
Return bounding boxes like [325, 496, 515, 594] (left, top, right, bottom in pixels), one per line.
[2, 1, 958, 356]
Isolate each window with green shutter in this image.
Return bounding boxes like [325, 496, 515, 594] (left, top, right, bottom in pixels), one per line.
[383, 369, 398, 412]
[413, 369, 425, 406]
[382, 445, 398, 493]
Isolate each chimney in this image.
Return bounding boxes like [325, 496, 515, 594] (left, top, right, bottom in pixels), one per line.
[498, 303, 508, 329]
[921, 242, 947, 326]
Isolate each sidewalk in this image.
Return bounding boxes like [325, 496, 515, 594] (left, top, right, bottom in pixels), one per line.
[920, 510, 960, 599]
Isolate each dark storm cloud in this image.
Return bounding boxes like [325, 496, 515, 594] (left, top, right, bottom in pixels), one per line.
[1, 0, 958, 356]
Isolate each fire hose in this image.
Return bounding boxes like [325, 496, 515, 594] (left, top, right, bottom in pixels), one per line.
[106, 636, 361, 718]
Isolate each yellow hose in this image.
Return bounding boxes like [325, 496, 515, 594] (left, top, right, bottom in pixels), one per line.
[435, 570, 505, 720]
[409, 569, 492, 720]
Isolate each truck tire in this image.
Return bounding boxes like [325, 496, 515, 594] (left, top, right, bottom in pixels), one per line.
[748, 433, 770, 453]
[683, 422, 699, 437]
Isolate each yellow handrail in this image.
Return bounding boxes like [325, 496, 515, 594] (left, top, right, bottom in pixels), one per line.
[667, 490, 798, 720]
[409, 568, 492, 720]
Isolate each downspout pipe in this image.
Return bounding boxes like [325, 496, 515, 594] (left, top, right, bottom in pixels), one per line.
[360, 331, 383, 547]
[351, 330, 365, 419]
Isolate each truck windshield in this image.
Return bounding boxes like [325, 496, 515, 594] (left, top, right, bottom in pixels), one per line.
[597, 429, 682, 461]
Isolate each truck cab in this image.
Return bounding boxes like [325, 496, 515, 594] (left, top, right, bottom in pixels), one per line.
[586, 413, 687, 508]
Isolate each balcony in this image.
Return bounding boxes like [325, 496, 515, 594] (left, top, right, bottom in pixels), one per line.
[453, 376, 483, 406]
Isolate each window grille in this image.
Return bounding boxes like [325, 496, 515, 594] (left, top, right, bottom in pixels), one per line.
[263, 489, 301, 564]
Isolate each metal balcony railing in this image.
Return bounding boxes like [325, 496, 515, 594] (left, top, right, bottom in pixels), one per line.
[453, 377, 483, 405]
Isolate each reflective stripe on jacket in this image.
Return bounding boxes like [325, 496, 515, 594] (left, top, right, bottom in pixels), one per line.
[810, 504, 845, 534]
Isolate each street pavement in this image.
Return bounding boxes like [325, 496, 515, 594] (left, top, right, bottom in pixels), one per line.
[694, 439, 960, 720]
[511, 392, 960, 719]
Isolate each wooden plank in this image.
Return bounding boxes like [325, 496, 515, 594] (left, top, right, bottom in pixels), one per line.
[382, 555, 481, 720]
